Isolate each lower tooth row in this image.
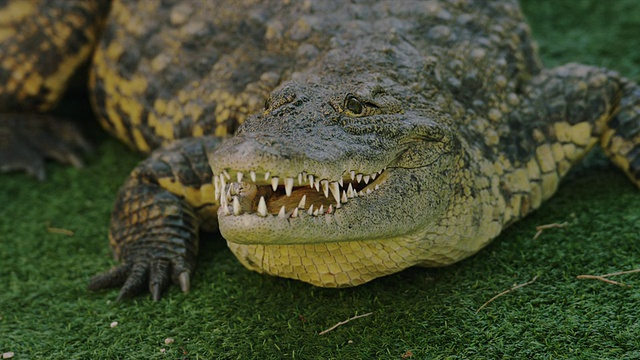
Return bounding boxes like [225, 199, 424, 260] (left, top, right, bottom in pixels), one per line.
[222, 194, 336, 218]
[221, 180, 383, 218]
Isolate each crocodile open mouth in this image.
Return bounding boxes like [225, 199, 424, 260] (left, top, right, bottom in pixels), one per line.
[214, 168, 387, 218]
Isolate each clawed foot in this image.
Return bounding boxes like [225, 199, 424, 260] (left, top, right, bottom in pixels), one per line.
[89, 257, 193, 301]
[0, 113, 92, 180]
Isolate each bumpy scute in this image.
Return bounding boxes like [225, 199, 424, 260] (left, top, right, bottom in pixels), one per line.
[87, 1, 640, 298]
[0, 0, 108, 178]
[3, 0, 637, 298]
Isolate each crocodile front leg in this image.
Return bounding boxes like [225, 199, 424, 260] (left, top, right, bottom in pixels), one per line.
[435, 63, 640, 263]
[0, 114, 91, 180]
[89, 136, 223, 300]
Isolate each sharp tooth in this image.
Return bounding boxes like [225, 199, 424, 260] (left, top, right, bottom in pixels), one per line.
[264, 171, 270, 181]
[271, 177, 279, 191]
[223, 170, 230, 180]
[307, 204, 314, 215]
[356, 173, 363, 183]
[291, 207, 299, 218]
[350, 170, 355, 180]
[338, 178, 344, 187]
[347, 183, 355, 198]
[341, 190, 348, 203]
[370, 172, 377, 180]
[330, 181, 340, 205]
[285, 177, 294, 196]
[366, 188, 372, 194]
[363, 175, 370, 184]
[278, 205, 286, 218]
[319, 205, 324, 214]
[328, 204, 333, 213]
[214, 176, 220, 201]
[250, 171, 256, 182]
[298, 173, 303, 185]
[257, 196, 268, 217]
[313, 208, 319, 216]
[375, 184, 380, 190]
[233, 196, 241, 215]
[314, 179, 320, 192]
[298, 195, 306, 209]
[237, 172, 243, 183]
[220, 175, 227, 196]
[220, 195, 229, 215]
[308, 175, 314, 188]
[321, 180, 329, 198]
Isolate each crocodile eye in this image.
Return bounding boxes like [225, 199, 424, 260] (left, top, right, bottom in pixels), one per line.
[345, 95, 363, 115]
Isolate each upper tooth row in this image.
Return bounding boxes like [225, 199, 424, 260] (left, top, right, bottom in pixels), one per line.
[214, 168, 385, 207]
[223, 169, 384, 186]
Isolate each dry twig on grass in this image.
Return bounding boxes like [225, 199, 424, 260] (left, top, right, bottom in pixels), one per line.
[533, 222, 568, 240]
[46, 221, 74, 236]
[576, 268, 640, 287]
[318, 312, 373, 335]
[476, 275, 539, 313]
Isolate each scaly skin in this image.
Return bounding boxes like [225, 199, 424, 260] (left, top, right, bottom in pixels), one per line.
[0, 0, 109, 179]
[3, 0, 637, 299]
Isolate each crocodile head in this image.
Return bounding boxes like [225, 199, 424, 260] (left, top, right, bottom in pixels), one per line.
[209, 78, 461, 247]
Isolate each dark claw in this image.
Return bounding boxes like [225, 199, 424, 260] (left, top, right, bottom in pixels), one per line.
[150, 283, 162, 301]
[117, 262, 149, 300]
[149, 260, 171, 301]
[89, 258, 190, 300]
[179, 272, 190, 293]
[88, 264, 131, 291]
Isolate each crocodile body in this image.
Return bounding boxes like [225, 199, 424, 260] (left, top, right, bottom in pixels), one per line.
[1, 0, 639, 299]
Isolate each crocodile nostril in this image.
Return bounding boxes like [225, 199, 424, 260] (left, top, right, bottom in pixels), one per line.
[263, 81, 310, 113]
[264, 91, 297, 112]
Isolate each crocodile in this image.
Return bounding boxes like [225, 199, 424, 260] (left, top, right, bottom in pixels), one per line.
[1, 0, 639, 300]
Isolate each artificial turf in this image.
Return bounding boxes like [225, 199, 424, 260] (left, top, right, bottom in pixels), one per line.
[1, 1, 640, 358]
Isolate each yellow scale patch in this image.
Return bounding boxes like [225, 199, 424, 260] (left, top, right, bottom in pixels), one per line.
[227, 238, 421, 287]
[156, 177, 218, 228]
[0, 1, 34, 23]
[2, 1, 103, 111]
[156, 177, 215, 209]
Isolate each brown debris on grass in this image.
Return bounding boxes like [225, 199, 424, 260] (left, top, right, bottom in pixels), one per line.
[476, 276, 539, 313]
[577, 268, 640, 287]
[533, 222, 568, 240]
[318, 312, 373, 336]
[46, 221, 74, 236]
[401, 350, 414, 359]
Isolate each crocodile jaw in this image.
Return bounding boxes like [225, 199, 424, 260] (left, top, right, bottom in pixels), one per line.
[212, 159, 462, 288]
[214, 167, 403, 245]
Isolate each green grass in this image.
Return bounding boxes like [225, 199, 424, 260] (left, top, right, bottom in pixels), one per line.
[1, 1, 640, 358]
